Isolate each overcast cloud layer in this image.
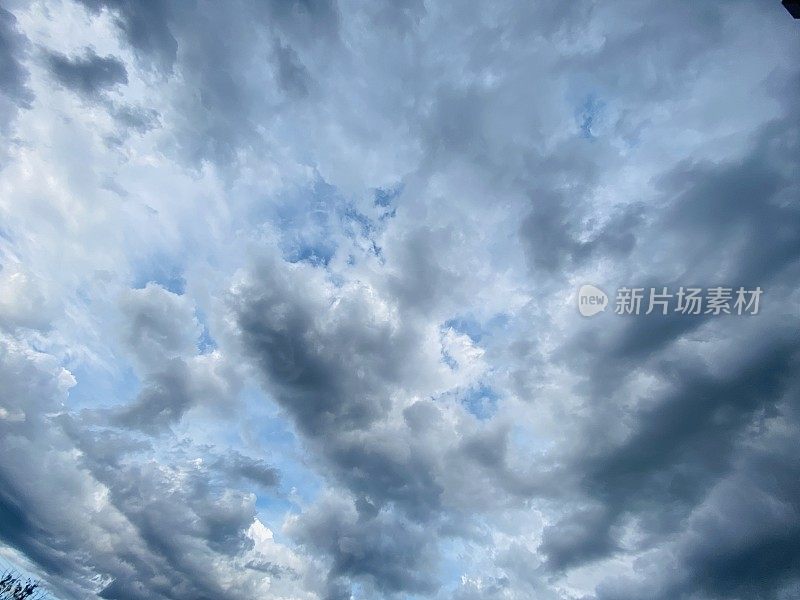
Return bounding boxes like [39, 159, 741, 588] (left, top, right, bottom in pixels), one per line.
[0, 1, 799, 599]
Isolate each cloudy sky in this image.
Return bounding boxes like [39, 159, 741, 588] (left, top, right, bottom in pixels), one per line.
[0, 1, 798, 599]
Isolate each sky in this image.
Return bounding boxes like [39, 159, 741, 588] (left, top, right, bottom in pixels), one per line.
[0, 1, 798, 599]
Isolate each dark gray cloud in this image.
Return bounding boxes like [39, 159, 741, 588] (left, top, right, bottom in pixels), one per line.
[0, 4, 33, 142]
[0, 6, 32, 108]
[244, 558, 298, 579]
[75, 0, 178, 69]
[529, 107, 800, 597]
[75, 0, 340, 70]
[290, 495, 440, 596]
[119, 284, 200, 366]
[107, 285, 244, 435]
[229, 255, 410, 437]
[273, 41, 310, 99]
[45, 47, 128, 98]
[111, 358, 194, 433]
[592, 397, 800, 600]
[540, 505, 618, 572]
[521, 191, 643, 275]
[111, 103, 160, 133]
[218, 450, 280, 489]
[227, 255, 445, 522]
[71, 0, 338, 167]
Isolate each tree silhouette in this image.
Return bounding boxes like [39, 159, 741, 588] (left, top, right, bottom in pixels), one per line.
[0, 570, 48, 600]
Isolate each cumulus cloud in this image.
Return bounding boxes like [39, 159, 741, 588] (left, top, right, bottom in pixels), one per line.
[0, 332, 297, 600]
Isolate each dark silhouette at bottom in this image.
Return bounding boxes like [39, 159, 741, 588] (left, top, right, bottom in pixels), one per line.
[0, 571, 48, 600]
